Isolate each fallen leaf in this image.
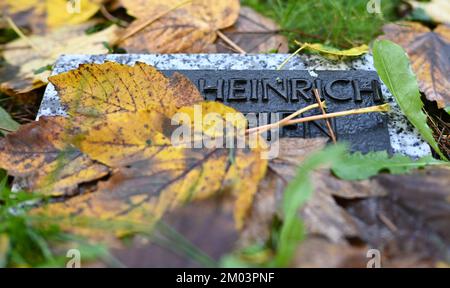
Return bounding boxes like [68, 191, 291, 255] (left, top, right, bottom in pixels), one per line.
[0, 22, 119, 96]
[380, 22, 450, 110]
[293, 237, 368, 268]
[0, 117, 110, 196]
[408, 0, 450, 24]
[0, 0, 102, 34]
[274, 142, 379, 267]
[24, 62, 268, 235]
[240, 138, 329, 248]
[34, 106, 266, 234]
[295, 41, 369, 58]
[48, 61, 203, 119]
[373, 39, 445, 159]
[331, 151, 447, 180]
[0, 106, 20, 135]
[118, 0, 240, 53]
[215, 7, 288, 53]
[278, 42, 370, 69]
[342, 167, 450, 266]
[113, 195, 237, 267]
[243, 139, 378, 247]
[243, 139, 450, 267]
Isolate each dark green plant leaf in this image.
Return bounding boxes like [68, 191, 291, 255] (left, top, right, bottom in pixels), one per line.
[0, 106, 19, 135]
[332, 151, 448, 180]
[33, 65, 53, 75]
[373, 39, 445, 159]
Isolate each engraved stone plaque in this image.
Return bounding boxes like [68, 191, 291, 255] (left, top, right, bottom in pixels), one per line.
[162, 70, 390, 153]
[41, 54, 432, 156]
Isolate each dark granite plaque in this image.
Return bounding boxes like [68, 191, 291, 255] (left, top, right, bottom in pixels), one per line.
[162, 70, 391, 153]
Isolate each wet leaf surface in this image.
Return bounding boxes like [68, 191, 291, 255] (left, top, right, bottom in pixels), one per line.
[380, 22, 450, 110]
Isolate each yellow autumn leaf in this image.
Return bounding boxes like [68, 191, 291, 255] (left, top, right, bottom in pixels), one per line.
[33, 103, 266, 234]
[278, 41, 369, 69]
[0, 22, 119, 96]
[1, 0, 101, 34]
[295, 41, 369, 57]
[49, 61, 204, 119]
[0, 62, 268, 236]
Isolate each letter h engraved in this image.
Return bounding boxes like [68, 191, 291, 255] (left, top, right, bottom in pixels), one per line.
[353, 79, 383, 102]
[198, 78, 224, 101]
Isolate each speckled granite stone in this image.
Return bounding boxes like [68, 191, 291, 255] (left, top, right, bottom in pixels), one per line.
[39, 53, 431, 157]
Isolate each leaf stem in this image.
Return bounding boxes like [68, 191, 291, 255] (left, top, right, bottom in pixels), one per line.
[5, 16, 43, 54]
[277, 43, 306, 70]
[247, 103, 390, 135]
[216, 30, 246, 54]
[0, 127, 15, 133]
[285, 103, 390, 126]
[246, 101, 324, 134]
[313, 88, 336, 143]
[100, 5, 128, 27]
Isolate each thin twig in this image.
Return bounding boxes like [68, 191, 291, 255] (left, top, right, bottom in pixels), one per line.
[277, 43, 306, 70]
[115, 0, 192, 44]
[313, 88, 336, 143]
[5, 16, 43, 54]
[216, 30, 246, 54]
[100, 5, 128, 27]
[377, 212, 398, 233]
[246, 102, 323, 134]
[284, 104, 390, 126]
[0, 127, 15, 133]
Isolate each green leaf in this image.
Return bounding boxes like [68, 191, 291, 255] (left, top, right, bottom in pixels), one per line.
[373, 40, 446, 159]
[33, 64, 53, 75]
[0, 107, 19, 135]
[0, 170, 7, 198]
[102, 41, 114, 53]
[332, 151, 448, 180]
[272, 144, 346, 267]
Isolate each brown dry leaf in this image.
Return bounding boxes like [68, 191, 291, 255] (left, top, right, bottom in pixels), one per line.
[293, 237, 368, 268]
[117, 0, 240, 53]
[240, 138, 327, 247]
[0, 0, 102, 34]
[247, 138, 450, 267]
[113, 195, 238, 267]
[0, 22, 119, 97]
[0, 116, 110, 196]
[214, 7, 288, 53]
[247, 138, 382, 245]
[380, 22, 450, 109]
[343, 167, 450, 266]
